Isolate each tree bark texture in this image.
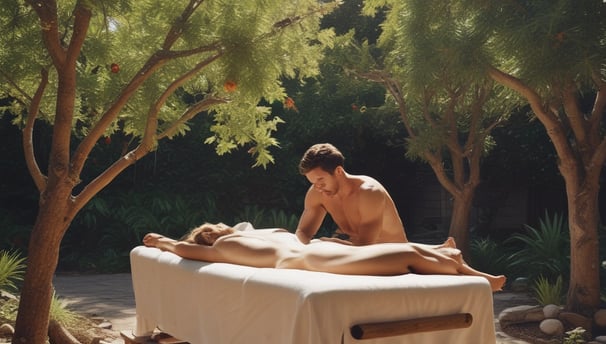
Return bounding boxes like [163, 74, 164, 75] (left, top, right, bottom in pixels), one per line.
[13, 186, 72, 343]
[448, 189, 475, 259]
[565, 182, 601, 316]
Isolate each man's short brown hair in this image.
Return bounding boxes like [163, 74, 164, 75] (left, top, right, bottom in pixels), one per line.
[298, 143, 345, 175]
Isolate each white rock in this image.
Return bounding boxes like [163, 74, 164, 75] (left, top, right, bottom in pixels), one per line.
[594, 335, 606, 343]
[540, 318, 564, 336]
[543, 304, 561, 318]
[0, 323, 15, 335]
[97, 321, 112, 329]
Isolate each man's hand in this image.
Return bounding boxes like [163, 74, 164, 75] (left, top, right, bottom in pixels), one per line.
[318, 237, 353, 245]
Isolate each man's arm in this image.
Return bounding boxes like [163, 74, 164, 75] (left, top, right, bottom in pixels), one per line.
[295, 187, 327, 244]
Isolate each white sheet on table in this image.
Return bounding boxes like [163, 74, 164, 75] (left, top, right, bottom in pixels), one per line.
[130, 235, 496, 344]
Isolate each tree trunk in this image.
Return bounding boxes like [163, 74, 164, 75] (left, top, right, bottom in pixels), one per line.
[565, 183, 601, 315]
[12, 187, 71, 343]
[448, 188, 474, 259]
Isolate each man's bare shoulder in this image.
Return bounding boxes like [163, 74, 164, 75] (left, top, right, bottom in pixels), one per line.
[355, 175, 387, 193]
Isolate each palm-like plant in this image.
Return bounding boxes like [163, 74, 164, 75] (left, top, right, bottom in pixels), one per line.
[0, 250, 26, 292]
[470, 238, 512, 277]
[506, 211, 570, 282]
[533, 275, 564, 306]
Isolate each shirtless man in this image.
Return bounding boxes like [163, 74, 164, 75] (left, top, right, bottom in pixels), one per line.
[296, 143, 407, 245]
[142, 223, 506, 291]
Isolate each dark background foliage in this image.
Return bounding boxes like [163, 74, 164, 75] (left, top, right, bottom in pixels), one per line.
[0, 1, 604, 288]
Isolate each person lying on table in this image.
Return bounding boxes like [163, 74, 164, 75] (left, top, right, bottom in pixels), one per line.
[142, 223, 506, 292]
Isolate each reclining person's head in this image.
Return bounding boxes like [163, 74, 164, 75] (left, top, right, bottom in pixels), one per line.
[185, 223, 235, 245]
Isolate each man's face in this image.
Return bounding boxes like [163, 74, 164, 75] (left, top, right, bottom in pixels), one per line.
[305, 167, 338, 196]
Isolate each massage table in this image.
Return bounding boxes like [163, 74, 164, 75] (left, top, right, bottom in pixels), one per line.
[127, 227, 496, 344]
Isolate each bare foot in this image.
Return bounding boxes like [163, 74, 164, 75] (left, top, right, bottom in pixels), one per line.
[443, 237, 456, 248]
[488, 275, 507, 292]
[436, 237, 457, 249]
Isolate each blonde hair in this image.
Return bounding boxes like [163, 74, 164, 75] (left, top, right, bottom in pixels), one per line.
[184, 223, 235, 245]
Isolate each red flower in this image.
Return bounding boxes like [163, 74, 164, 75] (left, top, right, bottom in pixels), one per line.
[284, 97, 299, 112]
[110, 63, 120, 73]
[223, 80, 237, 92]
[104, 136, 111, 145]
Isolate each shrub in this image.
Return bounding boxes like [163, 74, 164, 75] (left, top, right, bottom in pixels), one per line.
[469, 238, 513, 277]
[0, 250, 26, 292]
[533, 275, 564, 306]
[506, 210, 569, 282]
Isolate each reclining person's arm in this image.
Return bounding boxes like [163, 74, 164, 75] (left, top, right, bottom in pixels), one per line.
[143, 233, 221, 262]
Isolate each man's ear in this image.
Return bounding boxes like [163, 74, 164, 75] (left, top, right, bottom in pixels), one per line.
[334, 166, 344, 176]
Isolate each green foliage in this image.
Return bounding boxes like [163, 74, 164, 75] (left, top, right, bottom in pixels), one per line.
[533, 275, 564, 306]
[0, 250, 26, 292]
[563, 327, 587, 344]
[506, 211, 570, 282]
[469, 238, 512, 277]
[49, 291, 79, 327]
[0, 294, 18, 323]
[471, 0, 606, 97]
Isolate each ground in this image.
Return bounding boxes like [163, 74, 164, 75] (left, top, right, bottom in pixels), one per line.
[0, 296, 120, 344]
[502, 323, 566, 344]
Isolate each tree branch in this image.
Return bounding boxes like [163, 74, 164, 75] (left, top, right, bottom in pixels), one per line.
[138, 52, 224, 159]
[354, 69, 417, 137]
[561, 83, 588, 153]
[162, 0, 205, 50]
[71, 4, 222, 177]
[384, 77, 416, 136]
[589, 72, 606, 145]
[72, 52, 224, 214]
[65, 2, 92, 68]
[158, 96, 228, 140]
[486, 65, 578, 169]
[23, 68, 49, 193]
[26, 0, 65, 67]
[425, 153, 461, 198]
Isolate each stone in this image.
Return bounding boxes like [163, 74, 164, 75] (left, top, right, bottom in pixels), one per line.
[594, 336, 606, 344]
[543, 304, 561, 318]
[0, 323, 15, 335]
[97, 321, 112, 329]
[595, 309, 606, 327]
[540, 318, 564, 336]
[559, 311, 592, 331]
[511, 277, 530, 292]
[0, 290, 18, 302]
[498, 305, 545, 328]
